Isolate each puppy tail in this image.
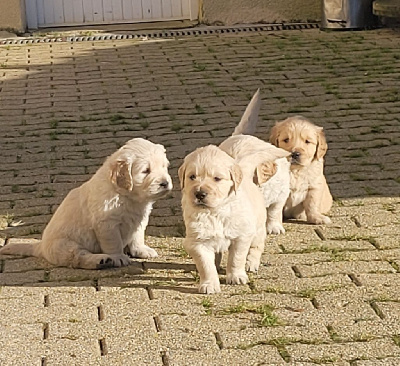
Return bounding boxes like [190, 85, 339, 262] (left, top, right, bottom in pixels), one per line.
[0, 242, 40, 257]
[233, 89, 261, 136]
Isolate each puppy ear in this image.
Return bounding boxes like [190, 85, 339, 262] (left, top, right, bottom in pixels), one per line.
[316, 127, 328, 160]
[254, 161, 277, 185]
[269, 122, 280, 147]
[230, 164, 243, 193]
[178, 162, 186, 190]
[110, 159, 133, 191]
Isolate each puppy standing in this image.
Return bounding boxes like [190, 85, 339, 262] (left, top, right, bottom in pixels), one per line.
[220, 90, 291, 234]
[0, 138, 172, 269]
[179, 145, 267, 294]
[269, 116, 332, 224]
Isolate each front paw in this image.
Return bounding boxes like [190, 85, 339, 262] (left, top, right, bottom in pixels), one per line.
[226, 272, 248, 285]
[97, 254, 131, 269]
[308, 214, 331, 225]
[129, 245, 158, 259]
[198, 279, 221, 294]
[266, 221, 285, 235]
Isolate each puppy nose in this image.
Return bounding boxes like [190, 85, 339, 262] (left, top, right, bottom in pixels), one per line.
[159, 181, 169, 188]
[291, 151, 301, 160]
[195, 191, 207, 201]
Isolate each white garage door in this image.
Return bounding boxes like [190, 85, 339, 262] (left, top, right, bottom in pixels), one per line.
[25, 0, 198, 29]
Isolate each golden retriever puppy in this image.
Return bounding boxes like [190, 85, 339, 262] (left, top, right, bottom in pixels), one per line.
[179, 145, 267, 294]
[220, 135, 290, 234]
[0, 138, 172, 269]
[269, 116, 332, 224]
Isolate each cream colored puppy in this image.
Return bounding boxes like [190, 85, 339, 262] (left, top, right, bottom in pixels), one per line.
[220, 135, 290, 234]
[269, 116, 332, 225]
[0, 138, 172, 269]
[179, 145, 266, 294]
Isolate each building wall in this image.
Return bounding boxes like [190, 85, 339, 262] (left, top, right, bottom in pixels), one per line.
[201, 0, 321, 25]
[0, 0, 26, 33]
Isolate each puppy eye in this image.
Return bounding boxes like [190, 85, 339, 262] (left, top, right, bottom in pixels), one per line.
[142, 168, 151, 174]
[305, 140, 311, 144]
[189, 174, 196, 180]
[283, 138, 289, 143]
[214, 177, 221, 182]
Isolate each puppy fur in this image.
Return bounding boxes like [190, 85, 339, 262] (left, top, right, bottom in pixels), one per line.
[269, 116, 332, 224]
[0, 138, 172, 269]
[220, 89, 291, 234]
[179, 145, 266, 294]
[219, 135, 290, 234]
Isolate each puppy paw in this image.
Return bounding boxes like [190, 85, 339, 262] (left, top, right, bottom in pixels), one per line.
[308, 215, 331, 225]
[245, 259, 260, 273]
[226, 272, 248, 285]
[198, 280, 221, 294]
[266, 221, 285, 235]
[129, 245, 158, 259]
[97, 254, 131, 269]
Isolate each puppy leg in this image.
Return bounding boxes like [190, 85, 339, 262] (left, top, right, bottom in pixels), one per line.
[184, 240, 220, 294]
[246, 226, 266, 272]
[266, 201, 286, 234]
[94, 227, 132, 266]
[226, 238, 250, 285]
[127, 227, 158, 259]
[304, 188, 332, 225]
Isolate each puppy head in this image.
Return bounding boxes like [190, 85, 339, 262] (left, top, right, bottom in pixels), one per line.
[269, 116, 328, 166]
[178, 145, 242, 209]
[110, 138, 172, 199]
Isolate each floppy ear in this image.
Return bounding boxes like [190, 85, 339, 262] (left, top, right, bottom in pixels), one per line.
[315, 127, 328, 160]
[230, 164, 243, 193]
[110, 159, 133, 191]
[254, 161, 277, 185]
[269, 122, 281, 147]
[178, 162, 186, 190]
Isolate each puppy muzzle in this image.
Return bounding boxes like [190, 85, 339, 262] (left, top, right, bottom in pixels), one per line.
[290, 151, 301, 165]
[194, 190, 208, 206]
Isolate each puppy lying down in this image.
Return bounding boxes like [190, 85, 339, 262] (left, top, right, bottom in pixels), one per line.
[179, 145, 286, 294]
[0, 138, 172, 269]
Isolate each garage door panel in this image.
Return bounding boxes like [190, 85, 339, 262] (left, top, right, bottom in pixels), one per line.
[26, 0, 197, 28]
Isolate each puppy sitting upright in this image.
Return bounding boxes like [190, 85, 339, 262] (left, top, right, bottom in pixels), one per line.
[0, 138, 172, 269]
[179, 145, 267, 294]
[269, 116, 332, 225]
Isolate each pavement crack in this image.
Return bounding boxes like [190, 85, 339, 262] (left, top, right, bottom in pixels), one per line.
[161, 350, 170, 366]
[146, 287, 155, 300]
[153, 315, 162, 332]
[41, 357, 47, 366]
[97, 305, 104, 321]
[43, 295, 50, 307]
[0, 259, 4, 273]
[348, 273, 362, 287]
[99, 338, 107, 356]
[292, 265, 302, 278]
[42, 323, 49, 340]
[92, 279, 101, 291]
[370, 301, 385, 320]
[214, 332, 224, 349]
[314, 228, 326, 241]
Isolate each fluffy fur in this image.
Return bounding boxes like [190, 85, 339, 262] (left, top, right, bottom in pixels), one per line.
[269, 116, 332, 224]
[179, 145, 267, 294]
[220, 89, 291, 234]
[0, 138, 172, 269]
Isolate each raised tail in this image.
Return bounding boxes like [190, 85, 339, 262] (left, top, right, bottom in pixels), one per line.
[232, 88, 261, 136]
[0, 242, 40, 257]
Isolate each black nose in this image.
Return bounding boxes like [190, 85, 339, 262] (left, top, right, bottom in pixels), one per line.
[291, 151, 300, 160]
[195, 191, 207, 201]
[160, 181, 169, 188]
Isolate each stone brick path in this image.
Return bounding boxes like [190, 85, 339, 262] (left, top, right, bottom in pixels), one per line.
[0, 27, 399, 365]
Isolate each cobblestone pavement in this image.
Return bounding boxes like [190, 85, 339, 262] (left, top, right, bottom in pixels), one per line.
[0, 26, 399, 365]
